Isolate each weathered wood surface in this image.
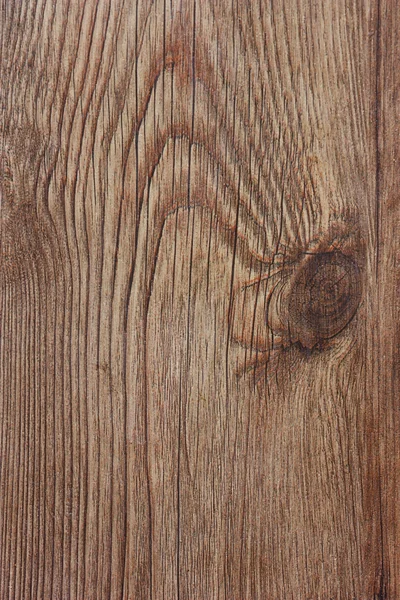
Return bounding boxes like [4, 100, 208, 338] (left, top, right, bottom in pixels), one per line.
[0, 1, 398, 598]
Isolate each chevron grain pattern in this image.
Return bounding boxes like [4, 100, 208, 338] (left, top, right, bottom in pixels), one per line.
[0, 0, 398, 598]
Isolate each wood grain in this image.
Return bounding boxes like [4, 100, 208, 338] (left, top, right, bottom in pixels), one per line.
[377, 1, 400, 598]
[0, 0, 398, 598]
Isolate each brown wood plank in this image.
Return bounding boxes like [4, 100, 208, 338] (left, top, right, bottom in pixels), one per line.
[0, 0, 396, 598]
[378, 1, 400, 597]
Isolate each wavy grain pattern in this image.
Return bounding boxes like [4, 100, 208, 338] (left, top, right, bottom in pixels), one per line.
[0, 0, 398, 598]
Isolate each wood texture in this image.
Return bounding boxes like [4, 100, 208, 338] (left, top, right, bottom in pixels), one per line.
[0, 0, 398, 598]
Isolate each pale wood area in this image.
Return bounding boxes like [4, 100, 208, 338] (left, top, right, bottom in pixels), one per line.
[0, 1, 398, 598]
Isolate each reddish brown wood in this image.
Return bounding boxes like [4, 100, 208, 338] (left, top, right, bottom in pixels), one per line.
[0, 1, 397, 598]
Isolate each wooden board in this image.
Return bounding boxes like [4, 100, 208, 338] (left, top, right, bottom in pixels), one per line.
[0, 0, 398, 598]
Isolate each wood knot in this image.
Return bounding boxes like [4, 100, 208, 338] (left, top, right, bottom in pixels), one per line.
[284, 251, 361, 348]
[231, 239, 363, 379]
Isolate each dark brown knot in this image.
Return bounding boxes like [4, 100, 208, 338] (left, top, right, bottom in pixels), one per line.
[230, 246, 362, 379]
[286, 251, 361, 348]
